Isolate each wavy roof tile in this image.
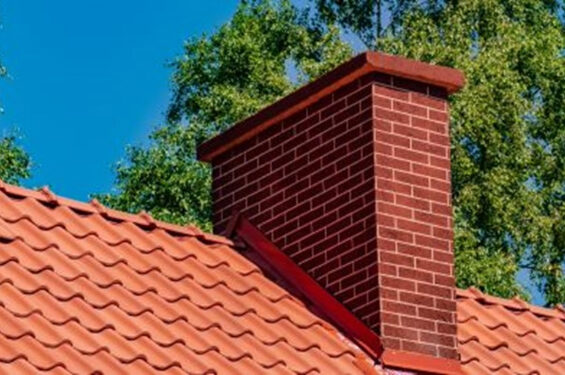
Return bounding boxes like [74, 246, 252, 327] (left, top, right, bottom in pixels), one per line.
[1, 181, 564, 374]
[0, 181, 378, 375]
[457, 288, 565, 375]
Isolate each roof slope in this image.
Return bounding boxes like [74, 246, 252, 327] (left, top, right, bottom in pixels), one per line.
[0, 182, 376, 375]
[2, 182, 565, 375]
[458, 288, 565, 375]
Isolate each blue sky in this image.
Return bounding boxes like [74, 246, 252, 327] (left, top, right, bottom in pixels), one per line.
[0, 0, 238, 200]
[0, 1, 548, 304]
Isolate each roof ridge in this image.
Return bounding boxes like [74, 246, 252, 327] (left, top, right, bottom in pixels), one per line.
[0, 179, 233, 247]
[457, 287, 565, 320]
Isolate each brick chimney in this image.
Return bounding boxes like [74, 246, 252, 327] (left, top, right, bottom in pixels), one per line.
[198, 52, 465, 361]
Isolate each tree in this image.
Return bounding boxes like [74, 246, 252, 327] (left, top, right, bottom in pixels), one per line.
[101, 0, 565, 305]
[313, 0, 419, 47]
[377, 0, 565, 304]
[97, 0, 351, 231]
[0, 132, 31, 185]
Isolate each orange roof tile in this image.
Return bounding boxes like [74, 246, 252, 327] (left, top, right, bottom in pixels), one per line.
[3, 180, 564, 375]
[0, 181, 379, 375]
[457, 287, 565, 375]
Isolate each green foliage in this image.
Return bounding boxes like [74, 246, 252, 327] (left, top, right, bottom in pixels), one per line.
[97, 0, 352, 232]
[313, 0, 428, 47]
[0, 131, 32, 185]
[379, 0, 565, 304]
[97, 124, 213, 230]
[102, 0, 565, 305]
[315, 0, 384, 46]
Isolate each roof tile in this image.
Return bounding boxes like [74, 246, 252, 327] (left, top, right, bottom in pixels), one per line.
[0, 183, 376, 375]
[458, 288, 565, 375]
[3, 180, 563, 374]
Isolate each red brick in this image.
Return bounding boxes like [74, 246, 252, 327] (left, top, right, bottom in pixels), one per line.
[375, 108, 410, 124]
[433, 250, 454, 264]
[383, 325, 418, 341]
[412, 163, 447, 181]
[412, 117, 447, 134]
[381, 312, 400, 325]
[401, 316, 436, 332]
[416, 234, 449, 251]
[245, 141, 270, 161]
[434, 274, 455, 287]
[439, 347, 458, 360]
[321, 99, 346, 120]
[437, 322, 457, 335]
[415, 211, 448, 227]
[397, 219, 432, 235]
[402, 341, 438, 357]
[374, 119, 392, 132]
[411, 92, 446, 111]
[378, 202, 412, 219]
[374, 85, 409, 101]
[436, 298, 456, 311]
[347, 84, 372, 106]
[413, 187, 449, 204]
[429, 109, 448, 122]
[347, 108, 373, 129]
[400, 291, 435, 307]
[419, 307, 454, 323]
[393, 100, 427, 117]
[394, 147, 430, 164]
[418, 283, 452, 299]
[430, 155, 450, 169]
[374, 96, 392, 109]
[382, 276, 416, 292]
[377, 178, 412, 195]
[429, 132, 450, 146]
[208, 70, 457, 360]
[431, 179, 450, 192]
[379, 227, 414, 244]
[375, 130, 411, 148]
[380, 251, 415, 268]
[384, 337, 402, 351]
[412, 139, 448, 158]
[396, 194, 431, 211]
[393, 123, 428, 140]
[432, 203, 452, 216]
[380, 263, 398, 276]
[394, 171, 430, 187]
[417, 258, 451, 274]
[397, 243, 432, 259]
[421, 332, 455, 348]
[399, 267, 433, 283]
[382, 300, 417, 316]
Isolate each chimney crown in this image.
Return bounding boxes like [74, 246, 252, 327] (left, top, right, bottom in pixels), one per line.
[198, 52, 464, 162]
[199, 52, 465, 363]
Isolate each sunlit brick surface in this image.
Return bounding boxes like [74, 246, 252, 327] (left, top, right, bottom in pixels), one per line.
[210, 72, 457, 359]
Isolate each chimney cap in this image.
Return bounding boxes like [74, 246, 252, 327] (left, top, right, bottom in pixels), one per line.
[198, 51, 465, 162]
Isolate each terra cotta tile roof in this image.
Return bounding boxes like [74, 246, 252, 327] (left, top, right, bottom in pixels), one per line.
[0, 181, 377, 375]
[2, 180, 565, 375]
[457, 287, 565, 375]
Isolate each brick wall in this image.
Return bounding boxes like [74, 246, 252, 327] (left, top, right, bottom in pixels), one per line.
[372, 80, 457, 359]
[209, 72, 457, 359]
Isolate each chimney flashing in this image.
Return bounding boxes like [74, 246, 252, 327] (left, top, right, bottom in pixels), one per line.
[197, 51, 464, 162]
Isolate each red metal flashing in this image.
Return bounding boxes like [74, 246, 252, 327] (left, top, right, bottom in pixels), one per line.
[197, 51, 464, 162]
[381, 350, 464, 375]
[227, 213, 384, 359]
